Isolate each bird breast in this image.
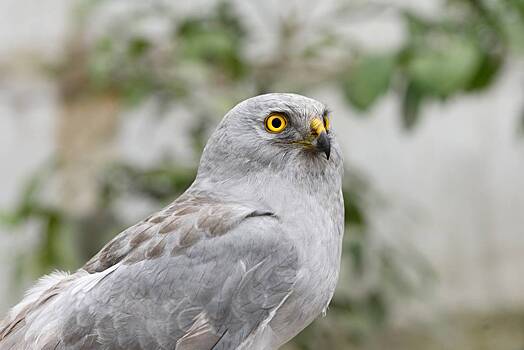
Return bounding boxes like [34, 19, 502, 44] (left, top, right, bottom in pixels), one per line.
[267, 189, 344, 347]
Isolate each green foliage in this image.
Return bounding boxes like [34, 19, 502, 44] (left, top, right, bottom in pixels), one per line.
[400, 8, 502, 99]
[0, 165, 76, 277]
[342, 54, 395, 111]
[77, 0, 524, 128]
[101, 162, 196, 204]
[343, 0, 523, 128]
[177, 2, 247, 79]
[401, 82, 424, 130]
[406, 35, 481, 97]
[82, 1, 248, 106]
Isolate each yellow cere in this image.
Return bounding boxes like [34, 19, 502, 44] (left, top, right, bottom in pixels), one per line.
[265, 114, 287, 133]
[323, 115, 330, 130]
[310, 117, 326, 135]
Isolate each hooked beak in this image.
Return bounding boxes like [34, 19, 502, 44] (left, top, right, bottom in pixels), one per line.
[310, 117, 331, 160]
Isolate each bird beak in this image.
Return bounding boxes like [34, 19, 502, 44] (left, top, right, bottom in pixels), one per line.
[310, 118, 331, 160]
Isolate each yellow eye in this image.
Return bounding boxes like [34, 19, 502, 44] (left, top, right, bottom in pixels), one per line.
[265, 114, 287, 133]
[323, 115, 330, 130]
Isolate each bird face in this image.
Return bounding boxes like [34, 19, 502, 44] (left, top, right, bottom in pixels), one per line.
[198, 93, 342, 182]
[223, 93, 339, 162]
[263, 110, 332, 160]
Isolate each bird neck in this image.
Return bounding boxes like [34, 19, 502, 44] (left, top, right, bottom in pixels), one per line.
[191, 157, 342, 215]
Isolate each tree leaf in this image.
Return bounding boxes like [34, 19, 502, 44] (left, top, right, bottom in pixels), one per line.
[403, 11, 432, 37]
[342, 54, 395, 111]
[466, 51, 503, 91]
[401, 81, 424, 130]
[127, 37, 151, 58]
[176, 1, 247, 79]
[406, 34, 482, 97]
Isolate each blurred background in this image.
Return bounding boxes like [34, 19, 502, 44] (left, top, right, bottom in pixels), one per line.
[1, 0, 523, 349]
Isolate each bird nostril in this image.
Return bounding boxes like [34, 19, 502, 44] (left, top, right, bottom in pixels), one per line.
[310, 117, 325, 136]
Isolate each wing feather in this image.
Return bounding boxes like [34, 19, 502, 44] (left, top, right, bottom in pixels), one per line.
[0, 192, 297, 350]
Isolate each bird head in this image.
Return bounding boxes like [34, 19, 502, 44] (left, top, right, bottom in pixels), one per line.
[196, 93, 343, 185]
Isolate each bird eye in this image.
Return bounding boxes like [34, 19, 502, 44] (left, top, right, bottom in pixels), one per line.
[265, 114, 287, 133]
[323, 116, 330, 130]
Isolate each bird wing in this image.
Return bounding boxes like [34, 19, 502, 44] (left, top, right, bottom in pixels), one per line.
[0, 192, 298, 350]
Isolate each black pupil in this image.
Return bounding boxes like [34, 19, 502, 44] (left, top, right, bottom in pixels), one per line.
[272, 118, 282, 129]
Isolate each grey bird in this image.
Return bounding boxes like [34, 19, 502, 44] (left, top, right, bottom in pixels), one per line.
[0, 93, 344, 350]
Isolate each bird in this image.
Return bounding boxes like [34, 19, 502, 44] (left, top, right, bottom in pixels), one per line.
[0, 93, 344, 350]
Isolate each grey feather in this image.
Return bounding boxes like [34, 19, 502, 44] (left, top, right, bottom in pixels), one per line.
[0, 93, 344, 350]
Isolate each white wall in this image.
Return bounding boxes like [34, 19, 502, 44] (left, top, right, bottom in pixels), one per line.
[320, 61, 524, 321]
[0, 0, 72, 313]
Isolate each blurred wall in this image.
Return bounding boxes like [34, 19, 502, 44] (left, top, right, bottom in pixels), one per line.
[327, 62, 524, 322]
[1, 0, 523, 326]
